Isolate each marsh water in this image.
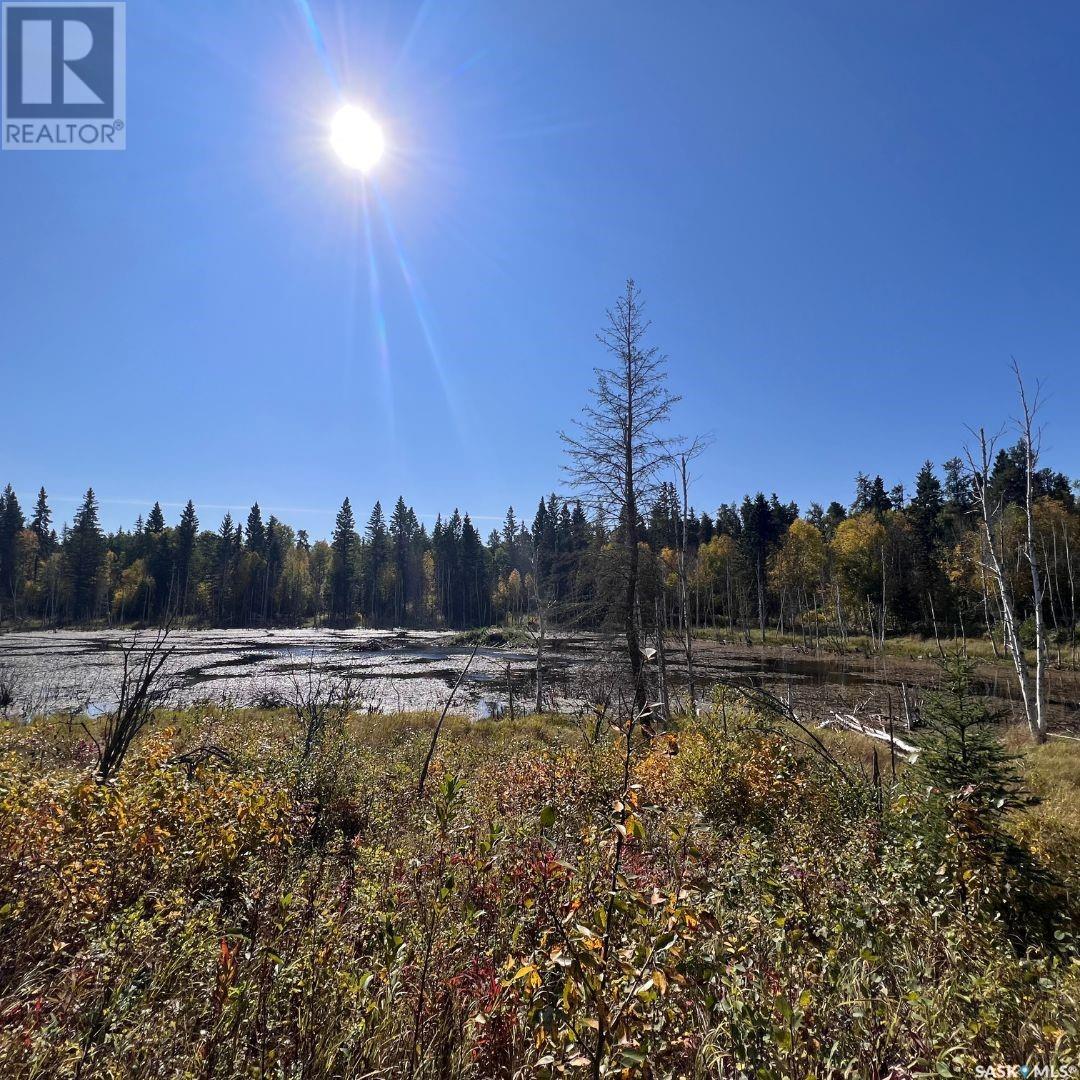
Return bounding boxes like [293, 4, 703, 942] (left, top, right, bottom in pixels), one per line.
[0, 627, 1076, 729]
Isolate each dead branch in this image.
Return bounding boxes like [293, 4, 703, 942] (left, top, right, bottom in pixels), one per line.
[418, 636, 483, 797]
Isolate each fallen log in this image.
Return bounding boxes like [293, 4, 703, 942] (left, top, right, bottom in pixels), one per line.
[819, 711, 920, 762]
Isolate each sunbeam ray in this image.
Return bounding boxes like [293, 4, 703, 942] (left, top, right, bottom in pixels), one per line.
[361, 183, 396, 442]
[292, 0, 340, 92]
[371, 182, 467, 445]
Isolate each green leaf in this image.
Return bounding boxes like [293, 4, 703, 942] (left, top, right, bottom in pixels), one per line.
[771, 1026, 793, 1052]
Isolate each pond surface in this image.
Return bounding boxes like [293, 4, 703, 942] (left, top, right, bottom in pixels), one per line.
[0, 628, 1076, 729]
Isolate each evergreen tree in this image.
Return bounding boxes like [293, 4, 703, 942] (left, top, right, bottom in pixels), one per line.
[362, 501, 388, 622]
[30, 487, 51, 541]
[264, 515, 286, 621]
[389, 497, 411, 623]
[698, 511, 715, 546]
[331, 498, 358, 622]
[852, 474, 891, 516]
[460, 513, 487, 625]
[0, 485, 25, 611]
[739, 493, 795, 641]
[143, 501, 172, 617]
[217, 513, 236, 623]
[29, 487, 52, 572]
[146, 501, 166, 534]
[66, 488, 104, 621]
[909, 461, 947, 627]
[175, 500, 198, 615]
[913, 653, 1059, 945]
[988, 443, 1027, 508]
[911, 461, 943, 526]
[942, 457, 972, 516]
[502, 506, 518, 550]
[245, 504, 266, 555]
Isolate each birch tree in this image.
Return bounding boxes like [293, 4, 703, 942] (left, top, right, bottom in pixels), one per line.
[965, 363, 1047, 743]
[1014, 363, 1048, 740]
[673, 437, 710, 712]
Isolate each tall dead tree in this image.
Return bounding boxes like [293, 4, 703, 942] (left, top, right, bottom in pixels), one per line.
[1014, 362, 1048, 741]
[527, 541, 554, 714]
[673, 437, 711, 713]
[562, 280, 679, 711]
[964, 364, 1047, 743]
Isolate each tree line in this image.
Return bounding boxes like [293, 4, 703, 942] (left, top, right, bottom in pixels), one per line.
[0, 441, 1075, 645]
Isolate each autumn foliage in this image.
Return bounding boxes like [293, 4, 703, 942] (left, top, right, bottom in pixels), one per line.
[0, 701, 1077, 1077]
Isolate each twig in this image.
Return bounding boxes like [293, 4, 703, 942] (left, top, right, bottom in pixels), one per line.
[418, 636, 483, 797]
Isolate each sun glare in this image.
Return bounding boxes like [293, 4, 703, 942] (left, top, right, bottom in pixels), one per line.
[330, 104, 385, 173]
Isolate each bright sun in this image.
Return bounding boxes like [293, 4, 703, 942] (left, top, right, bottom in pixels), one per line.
[330, 105, 385, 173]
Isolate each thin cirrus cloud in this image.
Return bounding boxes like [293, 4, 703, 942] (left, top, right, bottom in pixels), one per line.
[50, 495, 504, 526]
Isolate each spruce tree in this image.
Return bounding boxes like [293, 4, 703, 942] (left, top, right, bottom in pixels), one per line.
[67, 488, 104, 621]
[27, 486, 53, 583]
[30, 487, 52, 549]
[460, 513, 487, 626]
[912, 652, 1059, 945]
[245, 504, 266, 555]
[143, 502, 171, 618]
[217, 514, 236, 623]
[175, 501, 198, 617]
[363, 501, 388, 623]
[331, 498, 358, 622]
[0, 485, 25, 610]
[389, 497, 411, 623]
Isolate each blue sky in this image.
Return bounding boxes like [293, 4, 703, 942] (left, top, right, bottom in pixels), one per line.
[3, 0, 1079, 536]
